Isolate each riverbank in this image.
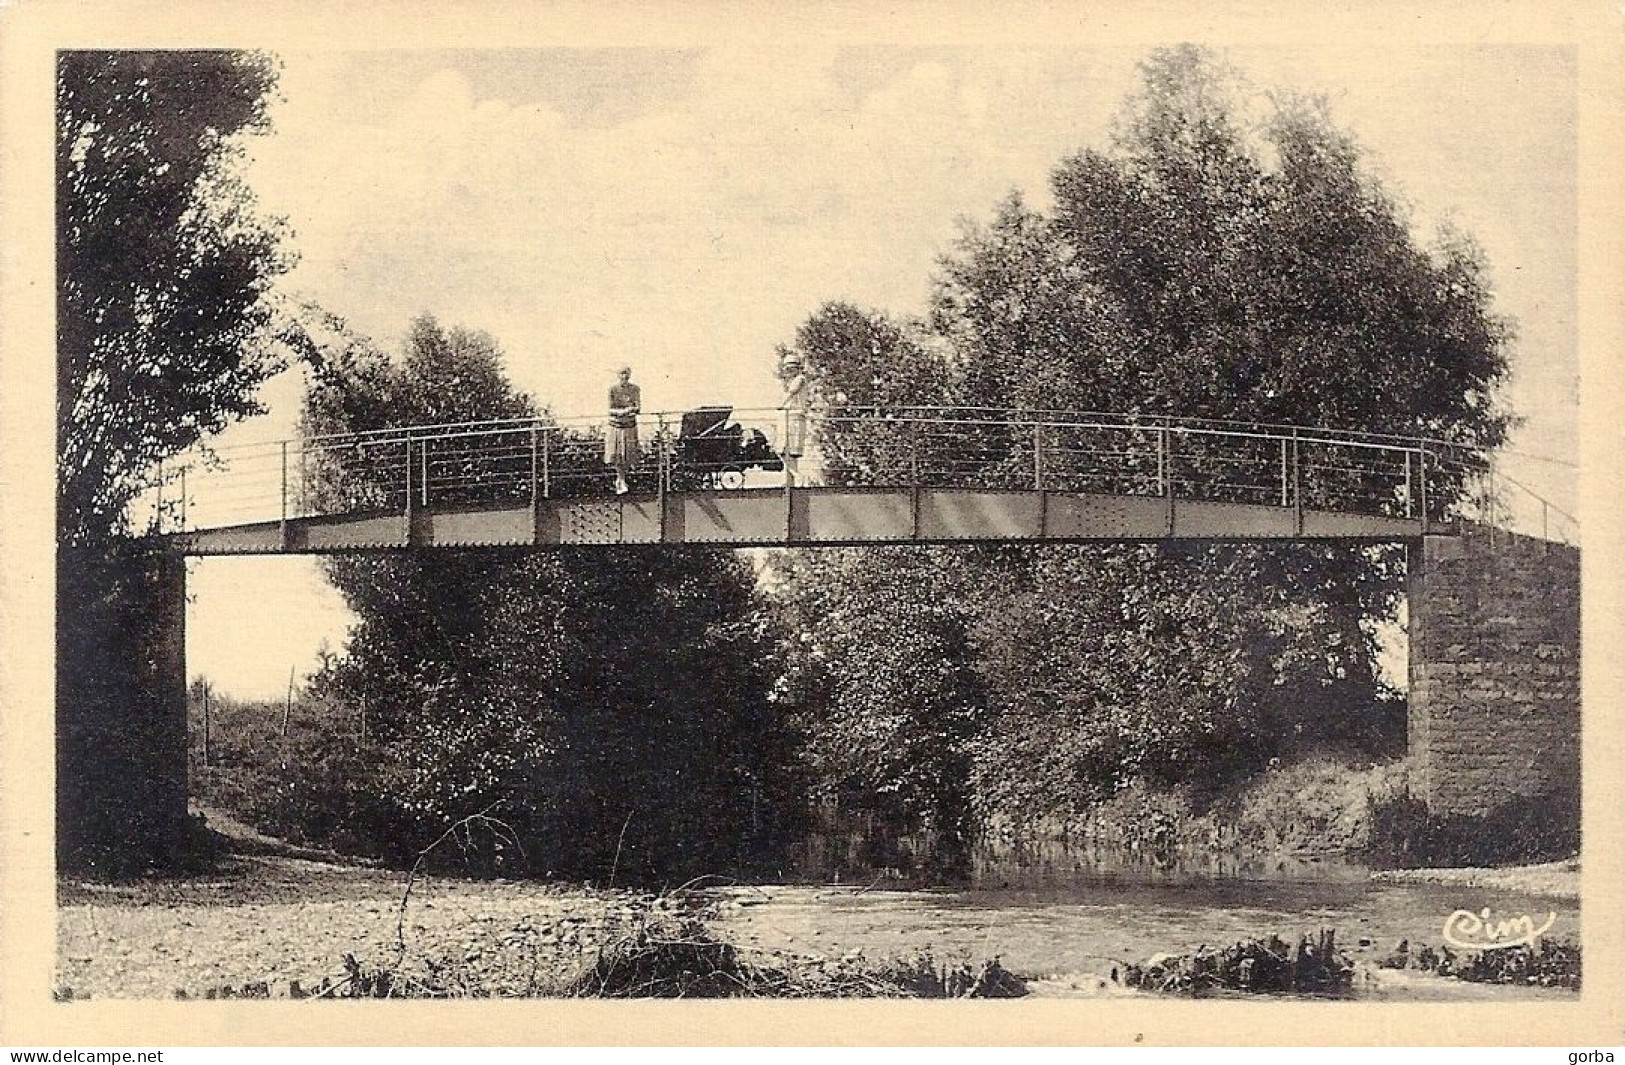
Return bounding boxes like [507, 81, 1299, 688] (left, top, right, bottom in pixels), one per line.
[1010, 758, 1414, 867]
[55, 855, 1023, 1000]
[706, 877, 1577, 999]
[975, 757, 1579, 883]
[56, 855, 625, 998]
[58, 850, 1581, 1001]
[1369, 857, 1579, 900]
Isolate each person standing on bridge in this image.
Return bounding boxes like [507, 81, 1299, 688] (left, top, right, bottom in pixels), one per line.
[604, 366, 641, 495]
[780, 351, 809, 486]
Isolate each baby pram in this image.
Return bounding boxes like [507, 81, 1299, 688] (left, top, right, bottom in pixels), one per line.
[674, 406, 783, 489]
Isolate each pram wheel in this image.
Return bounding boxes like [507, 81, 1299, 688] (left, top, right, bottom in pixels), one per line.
[718, 467, 746, 490]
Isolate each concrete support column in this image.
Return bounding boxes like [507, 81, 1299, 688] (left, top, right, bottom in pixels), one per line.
[1407, 526, 1580, 818]
[57, 547, 189, 874]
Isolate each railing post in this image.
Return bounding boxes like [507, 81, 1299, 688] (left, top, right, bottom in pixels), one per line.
[657, 414, 670, 543]
[1418, 448, 1430, 534]
[542, 428, 551, 499]
[403, 437, 413, 514]
[1279, 436, 1289, 508]
[1033, 422, 1045, 491]
[1157, 426, 1168, 496]
[1161, 426, 1175, 536]
[1403, 449, 1414, 518]
[1291, 429, 1303, 533]
[280, 442, 288, 526]
[910, 418, 921, 485]
[658, 414, 669, 494]
[529, 422, 540, 509]
[420, 438, 429, 508]
[156, 457, 164, 534]
[783, 407, 793, 489]
[179, 465, 187, 532]
[783, 406, 795, 539]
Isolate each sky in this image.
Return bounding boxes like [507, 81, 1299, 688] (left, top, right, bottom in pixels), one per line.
[187, 43, 1580, 698]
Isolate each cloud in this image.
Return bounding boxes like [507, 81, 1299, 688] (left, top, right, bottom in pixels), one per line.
[242, 47, 1146, 420]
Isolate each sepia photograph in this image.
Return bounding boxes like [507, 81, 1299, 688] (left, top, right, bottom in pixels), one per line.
[4, 0, 1622, 1049]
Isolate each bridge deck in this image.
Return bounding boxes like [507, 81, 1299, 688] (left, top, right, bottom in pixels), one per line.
[147, 405, 1560, 554]
[173, 486, 1425, 555]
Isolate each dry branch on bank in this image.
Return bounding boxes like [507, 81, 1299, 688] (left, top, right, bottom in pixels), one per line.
[1377, 937, 1580, 989]
[1119, 930, 1355, 996]
[558, 903, 1027, 998]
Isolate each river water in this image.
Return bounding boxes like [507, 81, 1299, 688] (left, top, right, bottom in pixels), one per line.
[708, 852, 1580, 1000]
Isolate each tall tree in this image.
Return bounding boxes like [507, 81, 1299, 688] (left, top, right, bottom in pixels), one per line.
[297, 316, 802, 881]
[1030, 45, 1512, 456]
[56, 51, 294, 873]
[774, 46, 1506, 844]
[57, 50, 293, 545]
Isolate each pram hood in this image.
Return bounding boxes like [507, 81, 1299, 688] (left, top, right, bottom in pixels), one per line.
[678, 406, 736, 439]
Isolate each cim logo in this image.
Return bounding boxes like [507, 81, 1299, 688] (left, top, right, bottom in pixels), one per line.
[1442, 906, 1558, 950]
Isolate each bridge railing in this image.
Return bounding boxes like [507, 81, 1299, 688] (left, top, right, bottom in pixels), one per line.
[141, 406, 1572, 544]
[1427, 450, 1579, 547]
[802, 408, 1435, 517]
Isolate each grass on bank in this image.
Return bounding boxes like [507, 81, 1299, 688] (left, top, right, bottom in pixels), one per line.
[1035, 756, 1578, 872]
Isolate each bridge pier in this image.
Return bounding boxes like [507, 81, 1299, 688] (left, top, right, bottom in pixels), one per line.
[57, 547, 189, 874]
[1407, 527, 1580, 819]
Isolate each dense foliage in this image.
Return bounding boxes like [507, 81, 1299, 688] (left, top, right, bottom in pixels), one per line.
[290, 316, 802, 882]
[769, 47, 1508, 853]
[57, 50, 294, 545]
[770, 546, 995, 874]
[935, 49, 1509, 454]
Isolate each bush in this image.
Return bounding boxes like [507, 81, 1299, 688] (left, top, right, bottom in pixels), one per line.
[1229, 757, 1413, 855]
[1367, 783, 1580, 869]
[1378, 937, 1580, 989]
[1013, 757, 1414, 868]
[1122, 930, 1355, 997]
[1050, 757, 1579, 872]
[544, 904, 1030, 998]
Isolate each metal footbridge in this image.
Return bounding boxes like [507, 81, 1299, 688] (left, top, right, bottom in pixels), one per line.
[151, 406, 1568, 554]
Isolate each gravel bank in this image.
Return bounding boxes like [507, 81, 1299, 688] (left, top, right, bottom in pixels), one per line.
[1368, 858, 1579, 900]
[57, 855, 632, 999]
